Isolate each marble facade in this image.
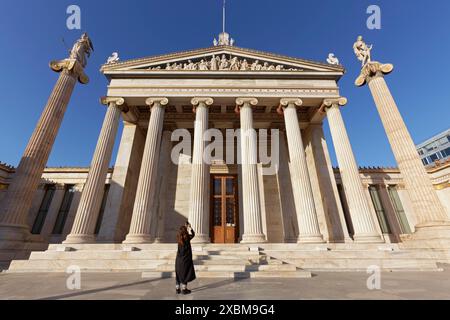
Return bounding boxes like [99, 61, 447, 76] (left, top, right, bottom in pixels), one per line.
[1, 35, 450, 273]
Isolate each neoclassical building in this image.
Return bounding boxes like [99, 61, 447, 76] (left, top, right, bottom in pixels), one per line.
[1, 32, 449, 275]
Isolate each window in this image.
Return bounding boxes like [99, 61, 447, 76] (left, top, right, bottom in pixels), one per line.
[368, 185, 391, 234]
[336, 184, 354, 236]
[442, 147, 450, 158]
[387, 186, 412, 234]
[95, 184, 110, 235]
[52, 185, 76, 235]
[31, 184, 56, 234]
[430, 153, 439, 162]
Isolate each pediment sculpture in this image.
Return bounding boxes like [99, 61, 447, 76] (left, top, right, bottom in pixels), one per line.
[148, 54, 301, 72]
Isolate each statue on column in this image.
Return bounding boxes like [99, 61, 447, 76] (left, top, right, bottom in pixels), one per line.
[353, 36, 372, 67]
[353, 36, 393, 87]
[69, 33, 94, 68]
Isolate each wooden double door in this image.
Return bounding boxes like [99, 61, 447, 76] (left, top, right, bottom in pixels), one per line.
[210, 175, 239, 243]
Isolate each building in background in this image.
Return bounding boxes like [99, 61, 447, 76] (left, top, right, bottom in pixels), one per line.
[417, 129, 450, 167]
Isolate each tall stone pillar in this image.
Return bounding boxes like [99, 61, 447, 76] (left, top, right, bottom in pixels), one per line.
[356, 57, 450, 240]
[307, 124, 351, 242]
[323, 98, 383, 243]
[152, 130, 173, 243]
[236, 98, 266, 243]
[0, 34, 92, 243]
[124, 98, 168, 244]
[188, 97, 213, 243]
[64, 97, 125, 244]
[279, 98, 324, 243]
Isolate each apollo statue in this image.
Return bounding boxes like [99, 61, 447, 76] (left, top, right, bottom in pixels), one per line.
[69, 33, 94, 68]
[353, 36, 372, 67]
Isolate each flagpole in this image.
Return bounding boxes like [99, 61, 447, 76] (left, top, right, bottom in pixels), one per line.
[223, 0, 226, 33]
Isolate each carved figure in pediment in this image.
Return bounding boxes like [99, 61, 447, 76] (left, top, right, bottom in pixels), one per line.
[219, 54, 229, 70]
[210, 55, 218, 71]
[165, 63, 172, 70]
[276, 65, 284, 71]
[261, 62, 270, 70]
[240, 59, 249, 71]
[199, 59, 209, 70]
[251, 60, 259, 71]
[230, 57, 239, 70]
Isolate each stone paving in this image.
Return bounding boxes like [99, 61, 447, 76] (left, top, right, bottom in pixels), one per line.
[1, 268, 450, 300]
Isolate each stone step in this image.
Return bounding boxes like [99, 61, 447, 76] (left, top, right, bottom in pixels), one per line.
[7, 259, 168, 272]
[287, 259, 440, 271]
[151, 263, 297, 272]
[141, 270, 311, 279]
[262, 250, 450, 259]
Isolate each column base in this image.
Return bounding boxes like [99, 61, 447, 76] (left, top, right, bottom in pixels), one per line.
[122, 234, 153, 244]
[191, 234, 210, 244]
[404, 222, 450, 248]
[0, 224, 30, 241]
[297, 234, 325, 244]
[412, 221, 450, 240]
[240, 234, 267, 244]
[352, 233, 385, 243]
[63, 234, 96, 244]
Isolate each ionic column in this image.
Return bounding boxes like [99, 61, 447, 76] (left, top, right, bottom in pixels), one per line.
[323, 98, 383, 243]
[236, 98, 266, 243]
[279, 98, 324, 243]
[356, 60, 450, 237]
[124, 98, 168, 244]
[0, 35, 91, 243]
[188, 97, 214, 243]
[64, 97, 125, 244]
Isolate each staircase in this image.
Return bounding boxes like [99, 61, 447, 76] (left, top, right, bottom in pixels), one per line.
[142, 246, 310, 279]
[4, 243, 449, 276]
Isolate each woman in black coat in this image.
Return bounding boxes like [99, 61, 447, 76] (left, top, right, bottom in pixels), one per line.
[175, 222, 196, 295]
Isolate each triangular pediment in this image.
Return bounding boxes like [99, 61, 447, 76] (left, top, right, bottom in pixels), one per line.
[101, 46, 344, 74]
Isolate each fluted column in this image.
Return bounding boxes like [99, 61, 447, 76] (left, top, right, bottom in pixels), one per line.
[279, 98, 324, 243]
[236, 98, 266, 243]
[0, 49, 90, 242]
[64, 97, 125, 244]
[124, 97, 168, 244]
[188, 97, 214, 243]
[323, 98, 383, 243]
[356, 61, 450, 239]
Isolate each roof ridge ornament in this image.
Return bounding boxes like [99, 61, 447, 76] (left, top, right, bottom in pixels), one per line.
[213, 0, 235, 46]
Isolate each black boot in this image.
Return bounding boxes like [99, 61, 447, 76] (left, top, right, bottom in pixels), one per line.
[182, 288, 192, 295]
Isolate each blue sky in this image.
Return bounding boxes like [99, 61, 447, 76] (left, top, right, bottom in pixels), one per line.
[0, 0, 449, 168]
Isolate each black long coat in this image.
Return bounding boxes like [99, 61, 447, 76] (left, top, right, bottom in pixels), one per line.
[175, 230, 196, 284]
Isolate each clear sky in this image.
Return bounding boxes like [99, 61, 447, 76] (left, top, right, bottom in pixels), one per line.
[0, 0, 449, 168]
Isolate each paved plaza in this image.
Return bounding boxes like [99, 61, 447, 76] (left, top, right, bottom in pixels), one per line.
[1, 267, 450, 300]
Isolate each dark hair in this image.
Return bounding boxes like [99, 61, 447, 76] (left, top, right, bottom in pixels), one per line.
[177, 225, 190, 246]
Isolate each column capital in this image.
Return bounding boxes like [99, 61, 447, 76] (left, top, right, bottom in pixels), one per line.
[145, 97, 169, 108]
[321, 97, 348, 110]
[235, 97, 259, 107]
[280, 98, 303, 107]
[277, 98, 303, 115]
[50, 59, 89, 84]
[101, 97, 128, 113]
[235, 97, 258, 114]
[355, 61, 394, 87]
[191, 97, 214, 107]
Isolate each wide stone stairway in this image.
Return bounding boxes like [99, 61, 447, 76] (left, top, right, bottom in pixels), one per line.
[4, 243, 450, 277]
